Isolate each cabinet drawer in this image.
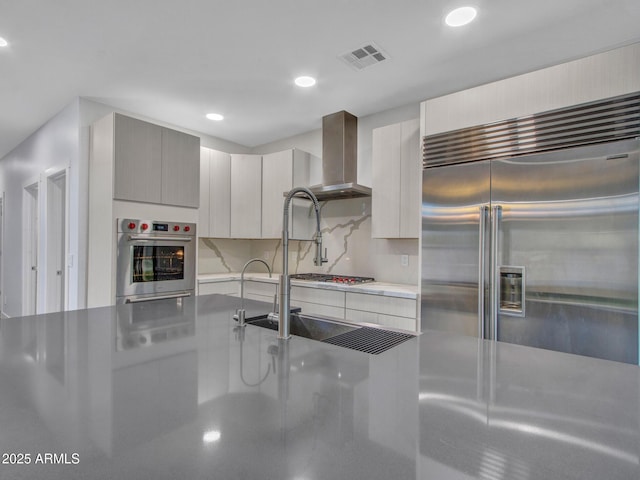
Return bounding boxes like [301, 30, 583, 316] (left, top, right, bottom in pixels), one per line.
[244, 281, 277, 298]
[346, 309, 417, 332]
[346, 292, 416, 318]
[290, 286, 345, 308]
[198, 281, 238, 296]
[293, 300, 345, 320]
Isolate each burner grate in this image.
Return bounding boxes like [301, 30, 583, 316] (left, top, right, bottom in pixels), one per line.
[289, 273, 375, 284]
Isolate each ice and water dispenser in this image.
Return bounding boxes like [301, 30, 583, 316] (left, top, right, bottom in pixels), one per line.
[499, 266, 525, 316]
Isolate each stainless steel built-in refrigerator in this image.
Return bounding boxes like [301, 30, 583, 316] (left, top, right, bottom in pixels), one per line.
[421, 92, 640, 364]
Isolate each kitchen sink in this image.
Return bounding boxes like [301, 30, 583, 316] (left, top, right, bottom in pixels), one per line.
[247, 313, 358, 342]
[246, 313, 415, 354]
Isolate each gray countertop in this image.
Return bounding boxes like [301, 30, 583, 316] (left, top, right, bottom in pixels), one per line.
[0, 294, 638, 479]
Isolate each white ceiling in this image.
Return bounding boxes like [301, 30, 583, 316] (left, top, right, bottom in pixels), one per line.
[1, 0, 639, 158]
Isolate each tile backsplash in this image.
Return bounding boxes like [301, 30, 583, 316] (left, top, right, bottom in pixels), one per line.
[198, 198, 419, 286]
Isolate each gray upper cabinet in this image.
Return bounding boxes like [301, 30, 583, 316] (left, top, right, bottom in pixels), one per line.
[161, 126, 200, 207]
[114, 114, 162, 204]
[112, 113, 200, 207]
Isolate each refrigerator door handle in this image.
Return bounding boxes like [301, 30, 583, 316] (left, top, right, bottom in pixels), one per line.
[478, 205, 489, 338]
[490, 205, 502, 340]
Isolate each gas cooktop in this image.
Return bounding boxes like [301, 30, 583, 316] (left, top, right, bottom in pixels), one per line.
[289, 273, 375, 285]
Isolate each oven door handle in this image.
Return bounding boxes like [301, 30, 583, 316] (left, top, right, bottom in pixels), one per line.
[125, 292, 192, 303]
[128, 235, 193, 242]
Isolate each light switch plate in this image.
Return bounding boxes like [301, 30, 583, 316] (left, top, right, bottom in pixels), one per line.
[401, 254, 409, 267]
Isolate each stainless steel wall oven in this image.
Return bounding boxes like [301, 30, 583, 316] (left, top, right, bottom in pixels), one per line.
[117, 218, 196, 303]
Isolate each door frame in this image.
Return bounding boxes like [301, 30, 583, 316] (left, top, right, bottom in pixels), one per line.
[0, 192, 5, 318]
[42, 165, 70, 313]
[23, 179, 40, 315]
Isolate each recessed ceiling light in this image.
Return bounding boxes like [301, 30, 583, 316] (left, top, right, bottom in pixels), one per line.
[445, 6, 477, 27]
[294, 76, 316, 88]
[206, 113, 224, 121]
[0, 37, 8, 47]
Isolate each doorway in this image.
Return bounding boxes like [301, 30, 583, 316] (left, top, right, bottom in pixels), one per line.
[0, 193, 4, 318]
[45, 169, 68, 313]
[23, 182, 39, 315]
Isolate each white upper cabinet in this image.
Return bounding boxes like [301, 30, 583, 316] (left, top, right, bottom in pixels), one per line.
[371, 118, 420, 238]
[230, 154, 262, 238]
[262, 150, 293, 239]
[199, 147, 232, 238]
[209, 150, 232, 237]
[261, 149, 318, 240]
[198, 147, 231, 238]
[110, 113, 200, 207]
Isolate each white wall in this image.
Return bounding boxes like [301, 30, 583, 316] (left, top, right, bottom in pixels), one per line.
[0, 100, 81, 317]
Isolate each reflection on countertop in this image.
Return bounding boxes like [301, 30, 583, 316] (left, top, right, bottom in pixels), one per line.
[0, 294, 638, 479]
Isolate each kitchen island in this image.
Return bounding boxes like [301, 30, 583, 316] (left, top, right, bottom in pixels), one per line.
[0, 294, 638, 479]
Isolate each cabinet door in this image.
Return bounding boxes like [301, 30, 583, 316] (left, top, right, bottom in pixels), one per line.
[199, 148, 211, 237]
[371, 119, 420, 239]
[399, 119, 420, 238]
[161, 128, 200, 207]
[230, 154, 262, 238]
[262, 151, 293, 238]
[209, 150, 231, 238]
[113, 114, 162, 203]
[371, 122, 402, 238]
[290, 149, 317, 241]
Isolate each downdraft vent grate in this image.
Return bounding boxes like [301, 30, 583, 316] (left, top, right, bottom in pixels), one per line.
[322, 327, 414, 354]
[340, 43, 388, 71]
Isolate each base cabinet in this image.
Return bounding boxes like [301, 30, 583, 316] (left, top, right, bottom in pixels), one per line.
[197, 278, 418, 332]
[198, 280, 238, 296]
[345, 292, 418, 332]
[290, 286, 345, 319]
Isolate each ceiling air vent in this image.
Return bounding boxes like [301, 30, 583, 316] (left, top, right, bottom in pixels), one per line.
[339, 43, 388, 71]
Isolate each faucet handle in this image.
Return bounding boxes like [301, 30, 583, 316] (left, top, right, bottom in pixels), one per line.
[234, 308, 246, 326]
[272, 285, 278, 315]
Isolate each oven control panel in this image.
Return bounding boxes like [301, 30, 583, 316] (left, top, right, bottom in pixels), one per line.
[118, 218, 196, 236]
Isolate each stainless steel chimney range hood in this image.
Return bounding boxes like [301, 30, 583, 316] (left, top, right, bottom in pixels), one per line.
[308, 110, 372, 201]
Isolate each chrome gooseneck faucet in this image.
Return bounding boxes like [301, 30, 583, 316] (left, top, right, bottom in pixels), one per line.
[278, 187, 327, 339]
[233, 258, 272, 326]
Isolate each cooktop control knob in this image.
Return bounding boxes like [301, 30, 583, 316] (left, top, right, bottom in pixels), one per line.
[141, 223, 149, 231]
[173, 225, 180, 232]
[184, 226, 191, 232]
[128, 222, 136, 230]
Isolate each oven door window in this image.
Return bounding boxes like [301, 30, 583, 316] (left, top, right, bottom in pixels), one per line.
[131, 245, 185, 283]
